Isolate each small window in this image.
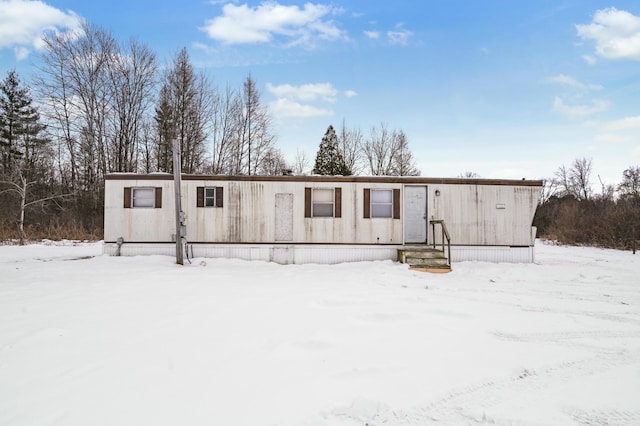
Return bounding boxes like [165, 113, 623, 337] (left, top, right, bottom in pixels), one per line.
[197, 186, 224, 208]
[313, 188, 334, 217]
[371, 189, 393, 218]
[132, 188, 155, 208]
[205, 188, 216, 206]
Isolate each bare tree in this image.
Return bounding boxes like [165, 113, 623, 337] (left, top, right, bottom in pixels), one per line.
[155, 48, 211, 174]
[337, 118, 364, 175]
[239, 75, 275, 175]
[0, 171, 73, 244]
[106, 38, 157, 172]
[256, 147, 287, 176]
[363, 123, 394, 175]
[555, 157, 593, 200]
[390, 129, 419, 176]
[458, 171, 480, 178]
[618, 166, 640, 201]
[293, 148, 310, 175]
[210, 85, 241, 174]
[362, 123, 419, 176]
[37, 22, 117, 192]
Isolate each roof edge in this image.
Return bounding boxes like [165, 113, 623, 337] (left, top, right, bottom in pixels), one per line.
[104, 173, 543, 187]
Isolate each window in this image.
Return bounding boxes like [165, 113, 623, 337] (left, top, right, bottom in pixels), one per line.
[197, 186, 224, 207]
[204, 188, 216, 206]
[371, 189, 393, 217]
[313, 188, 334, 217]
[133, 188, 155, 207]
[124, 187, 162, 208]
[304, 187, 342, 218]
[363, 188, 400, 219]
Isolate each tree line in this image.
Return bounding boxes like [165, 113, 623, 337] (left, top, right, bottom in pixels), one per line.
[533, 158, 640, 251]
[0, 23, 420, 243]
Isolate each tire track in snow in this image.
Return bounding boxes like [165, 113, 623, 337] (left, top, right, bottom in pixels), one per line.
[326, 347, 640, 425]
[569, 408, 640, 426]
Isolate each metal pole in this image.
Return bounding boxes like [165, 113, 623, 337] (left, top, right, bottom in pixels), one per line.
[173, 137, 184, 265]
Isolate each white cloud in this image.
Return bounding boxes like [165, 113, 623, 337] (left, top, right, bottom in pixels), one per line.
[546, 74, 602, 91]
[599, 115, 640, 132]
[269, 98, 332, 118]
[0, 0, 82, 59]
[200, 2, 344, 46]
[588, 115, 640, 148]
[594, 133, 632, 144]
[387, 29, 413, 46]
[576, 7, 640, 60]
[14, 46, 30, 60]
[364, 30, 379, 39]
[582, 54, 597, 65]
[552, 96, 610, 119]
[266, 82, 356, 119]
[266, 82, 339, 102]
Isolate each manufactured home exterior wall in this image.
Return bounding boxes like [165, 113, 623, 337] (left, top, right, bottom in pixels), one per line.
[104, 174, 542, 250]
[105, 177, 405, 245]
[428, 184, 539, 246]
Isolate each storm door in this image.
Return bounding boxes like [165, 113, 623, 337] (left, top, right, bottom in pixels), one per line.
[403, 186, 428, 244]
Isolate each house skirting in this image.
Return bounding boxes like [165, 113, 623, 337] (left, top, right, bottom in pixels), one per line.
[102, 242, 536, 264]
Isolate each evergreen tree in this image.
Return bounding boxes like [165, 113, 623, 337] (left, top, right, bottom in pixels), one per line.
[0, 70, 49, 179]
[312, 125, 351, 175]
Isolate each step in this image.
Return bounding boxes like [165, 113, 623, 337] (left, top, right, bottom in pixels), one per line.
[398, 247, 451, 273]
[397, 248, 445, 263]
[409, 264, 452, 273]
[406, 256, 449, 266]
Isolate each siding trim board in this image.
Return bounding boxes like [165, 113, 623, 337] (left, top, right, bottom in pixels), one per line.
[105, 173, 543, 187]
[102, 243, 534, 264]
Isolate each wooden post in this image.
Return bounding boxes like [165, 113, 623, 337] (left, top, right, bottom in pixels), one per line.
[173, 137, 184, 265]
[633, 226, 636, 255]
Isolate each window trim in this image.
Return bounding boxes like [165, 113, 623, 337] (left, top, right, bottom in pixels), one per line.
[363, 188, 400, 219]
[305, 187, 342, 218]
[197, 186, 224, 208]
[370, 189, 393, 218]
[124, 187, 162, 209]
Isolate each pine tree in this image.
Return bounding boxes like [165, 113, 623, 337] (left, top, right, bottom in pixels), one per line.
[312, 125, 351, 176]
[0, 70, 48, 178]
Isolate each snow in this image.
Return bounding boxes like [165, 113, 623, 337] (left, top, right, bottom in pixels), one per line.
[1, 241, 639, 425]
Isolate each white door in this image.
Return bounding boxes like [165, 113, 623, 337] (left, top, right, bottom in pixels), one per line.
[274, 193, 293, 241]
[404, 186, 427, 244]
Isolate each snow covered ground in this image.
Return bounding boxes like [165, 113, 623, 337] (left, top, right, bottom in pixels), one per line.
[1, 241, 639, 425]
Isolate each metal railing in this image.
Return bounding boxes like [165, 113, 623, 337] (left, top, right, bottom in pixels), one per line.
[430, 219, 451, 267]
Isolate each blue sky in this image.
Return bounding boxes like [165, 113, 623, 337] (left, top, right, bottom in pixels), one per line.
[1, 0, 639, 186]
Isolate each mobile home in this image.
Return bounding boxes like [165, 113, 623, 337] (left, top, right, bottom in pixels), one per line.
[103, 174, 542, 265]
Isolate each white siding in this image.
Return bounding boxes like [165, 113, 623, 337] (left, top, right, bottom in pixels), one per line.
[104, 175, 542, 264]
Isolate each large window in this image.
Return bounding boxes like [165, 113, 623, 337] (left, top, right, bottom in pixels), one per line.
[132, 188, 155, 208]
[371, 189, 393, 218]
[304, 187, 342, 218]
[363, 188, 400, 219]
[312, 188, 334, 217]
[124, 187, 162, 208]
